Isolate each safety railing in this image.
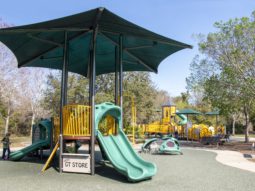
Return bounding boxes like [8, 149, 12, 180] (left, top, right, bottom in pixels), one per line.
[53, 117, 60, 143]
[63, 105, 91, 137]
[145, 124, 174, 134]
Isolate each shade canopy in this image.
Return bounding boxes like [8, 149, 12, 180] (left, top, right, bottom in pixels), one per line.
[175, 109, 201, 115]
[0, 7, 191, 76]
[205, 111, 220, 115]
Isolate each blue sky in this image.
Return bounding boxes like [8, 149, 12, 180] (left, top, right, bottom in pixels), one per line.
[0, 0, 255, 96]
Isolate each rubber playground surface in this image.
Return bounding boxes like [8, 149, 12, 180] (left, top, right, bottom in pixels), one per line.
[1, 148, 255, 191]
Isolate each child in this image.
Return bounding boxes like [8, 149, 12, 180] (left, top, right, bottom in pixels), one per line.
[1, 133, 11, 160]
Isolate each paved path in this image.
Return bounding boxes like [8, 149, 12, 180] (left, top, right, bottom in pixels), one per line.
[184, 147, 255, 173]
[212, 150, 255, 172]
[1, 148, 255, 191]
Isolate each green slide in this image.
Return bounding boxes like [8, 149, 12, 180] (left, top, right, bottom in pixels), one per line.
[96, 102, 157, 182]
[177, 113, 188, 125]
[10, 140, 49, 161]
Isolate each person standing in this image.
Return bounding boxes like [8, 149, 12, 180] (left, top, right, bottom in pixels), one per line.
[1, 133, 11, 160]
[174, 130, 179, 140]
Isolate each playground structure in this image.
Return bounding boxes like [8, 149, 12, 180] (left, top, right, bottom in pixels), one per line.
[186, 110, 225, 141]
[141, 103, 187, 137]
[10, 120, 52, 161]
[142, 136, 182, 155]
[141, 103, 225, 141]
[0, 7, 191, 181]
[96, 102, 156, 181]
[187, 124, 225, 141]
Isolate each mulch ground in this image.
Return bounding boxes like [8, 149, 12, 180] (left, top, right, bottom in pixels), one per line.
[180, 141, 255, 155]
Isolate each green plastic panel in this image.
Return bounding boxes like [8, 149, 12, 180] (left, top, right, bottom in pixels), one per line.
[95, 102, 157, 182]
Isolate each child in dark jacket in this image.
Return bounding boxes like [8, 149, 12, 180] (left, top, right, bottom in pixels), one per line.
[2, 133, 11, 160]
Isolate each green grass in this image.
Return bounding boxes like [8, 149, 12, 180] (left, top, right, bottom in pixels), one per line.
[233, 134, 255, 138]
[0, 135, 31, 148]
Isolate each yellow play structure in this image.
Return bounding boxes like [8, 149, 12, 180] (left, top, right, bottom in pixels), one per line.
[53, 105, 119, 139]
[51, 103, 225, 148]
[141, 104, 185, 136]
[187, 124, 225, 141]
[43, 104, 118, 172]
[52, 105, 92, 140]
[52, 95, 137, 146]
[140, 103, 225, 141]
[62, 104, 91, 137]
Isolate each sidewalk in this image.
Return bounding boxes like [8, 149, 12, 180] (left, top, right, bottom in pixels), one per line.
[210, 149, 255, 173]
[184, 147, 255, 173]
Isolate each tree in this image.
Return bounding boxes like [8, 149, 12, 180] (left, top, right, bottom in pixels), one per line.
[187, 12, 255, 142]
[18, 68, 49, 136]
[42, 71, 159, 126]
[42, 72, 62, 116]
[172, 92, 190, 110]
[1, 19, 49, 135]
[123, 72, 158, 125]
[0, 43, 20, 134]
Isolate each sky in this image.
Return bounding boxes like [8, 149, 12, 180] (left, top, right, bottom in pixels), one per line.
[0, 0, 255, 96]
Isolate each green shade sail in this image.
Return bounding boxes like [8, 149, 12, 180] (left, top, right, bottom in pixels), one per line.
[0, 7, 192, 76]
[175, 109, 201, 115]
[205, 111, 220, 115]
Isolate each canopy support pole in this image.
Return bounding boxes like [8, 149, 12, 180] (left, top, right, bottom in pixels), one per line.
[119, 35, 123, 128]
[187, 115, 189, 141]
[88, 7, 103, 176]
[59, 31, 69, 173]
[115, 46, 119, 105]
[89, 27, 98, 176]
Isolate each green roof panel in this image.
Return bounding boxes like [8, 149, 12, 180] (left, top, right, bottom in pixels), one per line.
[0, 7, 192, 76]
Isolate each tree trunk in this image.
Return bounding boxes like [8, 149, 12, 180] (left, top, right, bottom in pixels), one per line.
[30, 112, 35, 137]
[232, 116, 236, 136]
[244, 107, 249, 143]
[245, 125, 249, 143]
[4, 106, 10, 134]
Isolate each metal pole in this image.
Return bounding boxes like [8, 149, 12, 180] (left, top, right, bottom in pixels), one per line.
[114, 46, 119, 135]
[89, 28, 97, 176]
[132, 96, 135, 145]
[59, 31, 69, 173]
[50, 118, 54, 152]
[119, 35, 123, 128]
[88, 7, 103, 175]
[186, 115, 189, 141]
[115, 46, 119, 105]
